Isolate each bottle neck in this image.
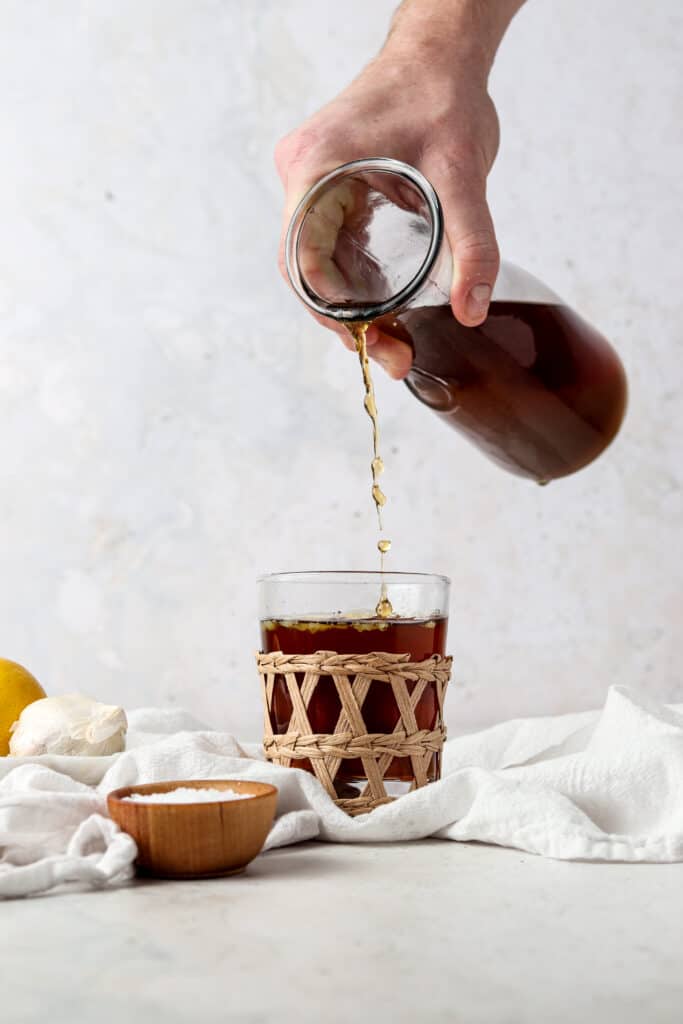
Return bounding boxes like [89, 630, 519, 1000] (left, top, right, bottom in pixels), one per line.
[285, 158, 447, 323]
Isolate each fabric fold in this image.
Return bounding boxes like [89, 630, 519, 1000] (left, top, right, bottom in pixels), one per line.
[1, 685, 682, 899]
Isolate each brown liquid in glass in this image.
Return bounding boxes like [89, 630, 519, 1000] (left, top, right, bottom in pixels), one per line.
[377, 300, 627, 482]
[261, 616, 447, 785]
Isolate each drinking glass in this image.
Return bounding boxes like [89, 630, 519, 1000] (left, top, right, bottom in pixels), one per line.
[258, 571, 451, 801]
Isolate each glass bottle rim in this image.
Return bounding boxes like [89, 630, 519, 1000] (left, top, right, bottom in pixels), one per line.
[284, 157, 444, 322]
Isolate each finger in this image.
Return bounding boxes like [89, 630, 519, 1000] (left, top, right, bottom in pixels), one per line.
[292, 179, 356, 301]
[275, 140, 343, 289]
[368, 334, 413, 380]
[294, 178, 387, 304]
[276, 165, 351, 321]
[425, 158, 499, 327]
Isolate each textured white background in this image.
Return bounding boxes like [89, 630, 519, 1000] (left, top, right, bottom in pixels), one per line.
[0, 0, 680, 739]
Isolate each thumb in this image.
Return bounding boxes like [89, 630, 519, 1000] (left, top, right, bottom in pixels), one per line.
[430, 167, 500, 327]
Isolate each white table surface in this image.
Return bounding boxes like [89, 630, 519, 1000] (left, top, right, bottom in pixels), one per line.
[3, 839, 683, 1024]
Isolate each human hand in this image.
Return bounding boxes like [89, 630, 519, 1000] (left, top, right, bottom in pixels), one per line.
[276, 0, 520, 378]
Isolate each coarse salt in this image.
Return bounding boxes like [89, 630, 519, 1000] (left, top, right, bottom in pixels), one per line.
[122, 786, 254, 804]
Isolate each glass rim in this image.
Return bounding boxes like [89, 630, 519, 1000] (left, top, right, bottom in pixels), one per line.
[257, 570, 451, 587]
[284, 156, 444, 322]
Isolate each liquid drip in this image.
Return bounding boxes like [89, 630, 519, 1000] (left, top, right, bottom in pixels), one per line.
[347, 322, 394, 619]
[372, 484, 386, 507]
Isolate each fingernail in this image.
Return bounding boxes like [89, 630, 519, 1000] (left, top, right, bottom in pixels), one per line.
[465, 284, 491, 321]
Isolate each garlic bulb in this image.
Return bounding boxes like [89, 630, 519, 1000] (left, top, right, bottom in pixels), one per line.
[9, 694, 127, 757]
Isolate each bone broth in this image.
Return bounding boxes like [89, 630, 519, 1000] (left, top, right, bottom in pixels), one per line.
[392, 300, 627, 482]
[261, 615, 448, 784]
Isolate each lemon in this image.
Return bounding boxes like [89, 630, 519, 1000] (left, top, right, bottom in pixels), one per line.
[0, 658, 47, 755]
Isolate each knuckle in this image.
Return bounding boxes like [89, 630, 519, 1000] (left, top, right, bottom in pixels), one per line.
[452, 229, 500, 270]
[424, 139, 489, 186]
[274, 125, 324, 177]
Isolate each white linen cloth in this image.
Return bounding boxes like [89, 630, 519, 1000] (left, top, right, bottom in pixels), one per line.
[1, 685, 683, 899]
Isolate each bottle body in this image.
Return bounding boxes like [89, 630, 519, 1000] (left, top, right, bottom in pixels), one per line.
[381, 294, 627, 481]
[285, 158, 627, 481]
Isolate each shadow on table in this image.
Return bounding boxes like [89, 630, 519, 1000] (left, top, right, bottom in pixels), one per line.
[251, 840, 359, 880]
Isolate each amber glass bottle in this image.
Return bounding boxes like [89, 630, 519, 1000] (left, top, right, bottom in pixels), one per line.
[286, 158, 627, 482]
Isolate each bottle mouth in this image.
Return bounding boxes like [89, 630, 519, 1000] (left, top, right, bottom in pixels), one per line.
[285, 158, 443, 322]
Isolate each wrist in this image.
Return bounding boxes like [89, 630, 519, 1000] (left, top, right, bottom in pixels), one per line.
[383, 0, 524, 82]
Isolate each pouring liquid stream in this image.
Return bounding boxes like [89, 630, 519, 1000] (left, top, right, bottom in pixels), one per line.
[347, 322, 393, 619]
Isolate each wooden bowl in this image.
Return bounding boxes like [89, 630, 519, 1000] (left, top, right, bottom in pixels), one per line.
[107, 779, 278, 879]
